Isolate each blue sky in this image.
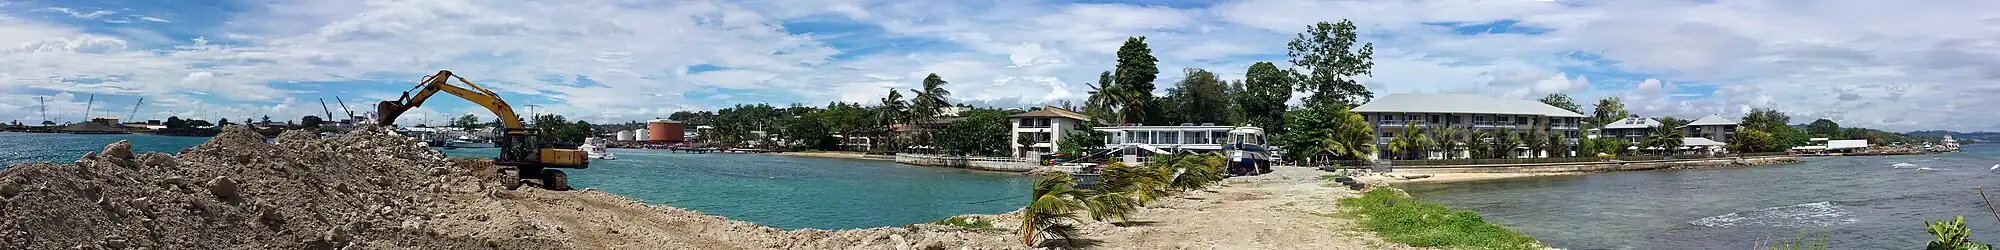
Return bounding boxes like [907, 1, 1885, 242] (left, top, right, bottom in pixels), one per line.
[1, 0, 1996, 132]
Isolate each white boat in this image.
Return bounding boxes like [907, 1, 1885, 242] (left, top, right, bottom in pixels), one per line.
[582, 138, 616, 160]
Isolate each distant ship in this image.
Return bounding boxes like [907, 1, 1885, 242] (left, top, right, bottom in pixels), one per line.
[581, 138, 616, 160]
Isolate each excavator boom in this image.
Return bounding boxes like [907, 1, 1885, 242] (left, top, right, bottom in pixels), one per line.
[374, 70, 584, 191]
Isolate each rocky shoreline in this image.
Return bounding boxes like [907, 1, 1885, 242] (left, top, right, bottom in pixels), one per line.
[1, 126, 1416, 249]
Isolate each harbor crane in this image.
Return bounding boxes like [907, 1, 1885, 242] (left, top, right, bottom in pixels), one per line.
[375, 70, 585, 190]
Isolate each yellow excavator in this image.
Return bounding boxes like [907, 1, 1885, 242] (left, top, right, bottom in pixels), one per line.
[375, 70, 586, 191]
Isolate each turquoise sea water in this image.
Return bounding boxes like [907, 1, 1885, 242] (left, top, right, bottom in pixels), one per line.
[0, 132, 1035, 230]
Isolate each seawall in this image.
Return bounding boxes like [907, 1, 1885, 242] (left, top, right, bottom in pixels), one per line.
[1388, 156, 1804, 175]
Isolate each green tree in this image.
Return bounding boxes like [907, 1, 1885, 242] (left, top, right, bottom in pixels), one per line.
[165, 116, 187, 129]
[1538, 93, 1582, 114]
[1490, 128, 1519, 159]
[1643, 124, 1686, 155]
[1465, 129, 1492, 159]
[217, 118, 233, 126]
[1521, 129, 1547, 158]
[1591, 97, 1629, 127]
[1056, 129, 1108, 156]
[1238, 61, 1293, 133]
[912, 73, 953, 122]
[785, 111, 836, 150]
[1546, 131, 1569, 157]
[1287, 20, 1375, 107]
[1431, 126, 1466, 160]
[1114, 36, 1160, 124]
[1807, 119, 1841, 138]
[301, 115, 324, 128]
[1742, 108, 1792, 130]
[1166, 68, 1232, 125]
[1924, 216, 1993, 250]
[1385, 121, 1431, 160]
[188, 119, 213, 128]
[260, 115, 272, 124]
[936, 109, 1010, 156]
[1085, 71, 1123, 125]
[877, 89, 908, 151]
[1657, 116, 1690, 129]
[450, 114, 481, 130]
[1280, 103, 1376, 161]
[1730, 128, 1777, 153]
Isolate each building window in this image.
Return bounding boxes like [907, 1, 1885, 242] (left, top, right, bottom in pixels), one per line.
[1430, 115, 1441, 123]
[1449, 115, 1461, 124]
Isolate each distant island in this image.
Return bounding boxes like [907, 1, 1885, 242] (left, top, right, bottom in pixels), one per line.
[1904, 130, 1997, 144]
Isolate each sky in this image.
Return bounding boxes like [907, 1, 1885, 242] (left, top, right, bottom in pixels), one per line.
[1, 0, 1996, 132]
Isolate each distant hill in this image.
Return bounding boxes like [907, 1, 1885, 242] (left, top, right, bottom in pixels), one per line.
[1905, 130, 2000, 143]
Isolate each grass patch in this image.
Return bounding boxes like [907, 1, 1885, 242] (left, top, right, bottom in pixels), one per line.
[1319, 173, 1350, 181]
[1339, 188, 1542, 250]
[1758, 229, 1827, 250]
[932, 216, 993, 229]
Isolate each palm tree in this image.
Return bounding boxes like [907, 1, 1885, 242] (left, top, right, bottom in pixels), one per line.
[1085, 72, 1123, 124]
[1023, 175, 1091, 247]
[1386, 121, 1433, 160]
[1547, 132, 1570, 158]
[877, 89, 907, 151]
[1644, 125, 1686, 155]
[1521, 129, 1547, 158]
[1466, 129, 1492, 159]
[1431, 126, 1465, 160]
[909, 74, 951, 147]
[1492, 128, 1520, 159]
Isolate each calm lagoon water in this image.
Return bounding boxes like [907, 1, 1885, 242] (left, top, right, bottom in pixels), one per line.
[1404, 144, 2000, 249]
[0, 132, 1034, 230]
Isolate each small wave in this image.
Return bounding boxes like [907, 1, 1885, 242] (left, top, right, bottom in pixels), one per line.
[1689, 202, 1854, 228]
[1892, 163, 1919, 168]
[1918, 167, 1944, 171]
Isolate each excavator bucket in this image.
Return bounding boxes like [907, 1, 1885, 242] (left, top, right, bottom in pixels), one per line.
[376, 101, 410, 126]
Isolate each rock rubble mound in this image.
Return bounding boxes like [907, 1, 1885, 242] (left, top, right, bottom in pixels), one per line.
[0, 125, 1021, 249]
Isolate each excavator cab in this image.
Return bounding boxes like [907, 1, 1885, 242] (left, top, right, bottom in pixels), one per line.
[376, 70, 586, 190]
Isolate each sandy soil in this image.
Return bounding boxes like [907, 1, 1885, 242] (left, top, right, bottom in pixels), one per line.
[1056, 166, 1428, 250]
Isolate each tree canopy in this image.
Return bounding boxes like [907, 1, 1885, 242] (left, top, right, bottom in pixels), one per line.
[1591, 97, 1629, 127]
[1238, 62, 1293, 134]
[1287, 20, 1375, 107]
[1163, 68, 1232, 125]
[1538, 93, 1582, 114]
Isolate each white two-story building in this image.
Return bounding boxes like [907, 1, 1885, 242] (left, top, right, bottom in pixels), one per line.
[1007, 106, 1093, 157]
[1352, 93, 1588, 159]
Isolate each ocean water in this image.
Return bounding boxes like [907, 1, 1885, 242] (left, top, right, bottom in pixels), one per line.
[0, 132, 1034, 230]
[1404, 144, 2000, 249]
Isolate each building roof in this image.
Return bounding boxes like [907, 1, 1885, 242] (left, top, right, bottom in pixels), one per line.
[1682, 137, 1726, 147]
[1685, 114, 1737, 126]
[1351, 93, 1586, 117]
[1602, 117, 1662, 129]
[1008, 106, 1092, 121]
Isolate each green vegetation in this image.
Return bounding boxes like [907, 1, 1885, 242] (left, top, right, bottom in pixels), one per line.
[1590, 96, 1629, 128]
[1538, 93, 1582, 114]
[1760, 230, 1827, 250]
[1022, 154, 1228, 247]
[1926, 216, 1993, 250]
[1338, 188, 1541, 250]
[931, 216, 993, 229]
[1281, 103, 1375, 161]
[1288, 20, 1376, 107]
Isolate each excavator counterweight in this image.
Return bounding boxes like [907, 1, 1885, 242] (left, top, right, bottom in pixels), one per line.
[376, 70, 586, 191]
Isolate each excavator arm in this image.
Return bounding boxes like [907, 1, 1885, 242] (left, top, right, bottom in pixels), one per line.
[373, 70, 585, 191]
[375, 70, 525, 133]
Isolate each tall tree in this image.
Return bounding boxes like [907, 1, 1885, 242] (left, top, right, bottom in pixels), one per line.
[1279, 103, 1375, 161]
[1166, 68, 1231, 125]
[1238, 61, 1293, 133]
[1491, 128, 1520, 159]
[1385, 121, 1432, 160]
[1643, 124, 1686, 155]
[450, 114, 481, 130]
[1546, 132, 1569, 158]
[1465, 129, 1492, 159]
[877, 89, 908, 151]
[1741, 108, 1792, 131]
[912, 73, 952, 123]
[1521, 129, 1547, 158]
[1807, 119, 1842, 137]
[1538, 93, 1582, 114]
[1084, 71, 1122, 125]
[301, 115, 324, 128]
[1114, 37, 1160, 124]
[1591, 97, 1630, 127]
[1657, 116, 1690, 129]
[1431, 126, 1466, 160]
[1287, 20, 1375, 107]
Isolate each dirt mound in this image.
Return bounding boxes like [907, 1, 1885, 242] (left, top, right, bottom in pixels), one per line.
[0, 125, 1022, 249]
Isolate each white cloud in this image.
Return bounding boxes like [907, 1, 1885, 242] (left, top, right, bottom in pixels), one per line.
[36, 7, 115, 19]
[137, 16, 169, 23]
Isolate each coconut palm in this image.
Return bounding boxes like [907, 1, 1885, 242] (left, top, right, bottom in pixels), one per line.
[1386, 121, 1433, 160]
[1644, 125, 1686, 155]
[1521, 129, 1547, 158]
[1431, 126, 1465, 160]
[1547, 132, 1570, 158]
[1465, 129, 1492, 159]
[1492, 128, 1520, 159]
[1022, 175, 1089, 247]
[877, 90, 907, 151]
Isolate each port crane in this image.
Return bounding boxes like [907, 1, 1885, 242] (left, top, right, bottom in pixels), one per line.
[375, 70, 585, 190]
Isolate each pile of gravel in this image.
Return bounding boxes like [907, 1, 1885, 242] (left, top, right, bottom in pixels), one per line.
[0, 125, 1024, 249]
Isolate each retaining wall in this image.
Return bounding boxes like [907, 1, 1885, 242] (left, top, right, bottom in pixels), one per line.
[893, 153, 1048, 172]
[1388, 156, 1803, 174]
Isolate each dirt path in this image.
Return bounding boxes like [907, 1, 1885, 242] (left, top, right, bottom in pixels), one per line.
[1062, 167, 1424, 250]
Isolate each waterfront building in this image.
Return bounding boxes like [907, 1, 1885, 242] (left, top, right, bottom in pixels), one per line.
[1597, 116, 1661, 144]
[1351, 93, 1587, 159]
[1006, 106, 1093, 157]
[1682, 114, 1739, 143]
[1092, 125, 1269, 167]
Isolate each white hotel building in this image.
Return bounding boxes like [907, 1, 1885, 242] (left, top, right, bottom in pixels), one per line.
[1351, 93, 1588, 159]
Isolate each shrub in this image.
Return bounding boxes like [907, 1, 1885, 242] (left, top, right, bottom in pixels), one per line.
[1339, 188, 1542, 250]
[932, 216, 993, 229]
